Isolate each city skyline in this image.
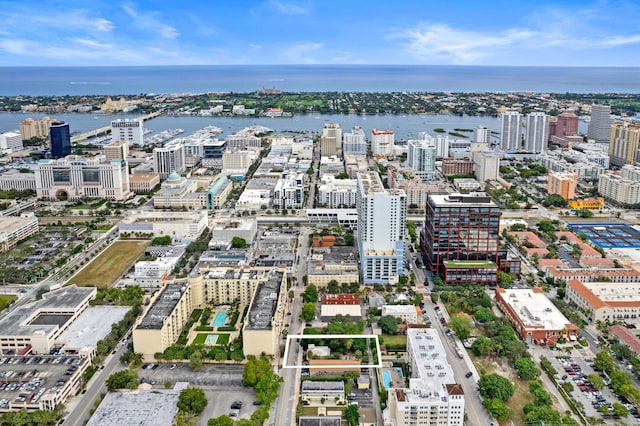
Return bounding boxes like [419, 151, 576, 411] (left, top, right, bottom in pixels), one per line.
[0, 0, 639, 67]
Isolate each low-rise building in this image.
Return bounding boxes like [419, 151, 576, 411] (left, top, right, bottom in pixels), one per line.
[87, 389, 181, 426]
[300, 381, 345, 405]
[242, 270, 287, 357]
[0, 212, 38, 252]
[386, 328, 465, 426]
[609, 325, 640, 354]
[565, 280, 640, 326]
[307, 246, 359, 287]
[128, 173, 160, 194]
[453, 177, 482, 191]
[134, 245, 186, 289]
[0, 170, 37, 192]
[442, 157, 474, 176]
[209, 218, 258, 245]
[299, 417, 342, 426]
[118, 210, 208, 241]
[320, 294, 361, 322]
[495, 287, 578, 345]
[381, 305, 420, 324]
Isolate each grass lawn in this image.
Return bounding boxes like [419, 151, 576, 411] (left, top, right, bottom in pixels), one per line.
[381, 334, 407, 346]
[68, 240, 149, 288]
[0, 294, 17, 312]
[38, 216, 96, 225]
[193, 333, 231, 346]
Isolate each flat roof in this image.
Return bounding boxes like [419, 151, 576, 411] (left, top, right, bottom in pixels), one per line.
[402, 328, 460, 403]
[0, 214, 37, 234]
[137, 283, 189, 330]
[497, 288, 573, 330]
[0, 286, 95, 338]
[429, 192, 498, 208]
[86, 389, 180, 426]
[299, 417, 342, 426]
[567, 224, 640, 249]
[443, 260, 497, 268]
[245, 271, 284, 330]
[58, 306, 130, 349]
[301, 381, 344, 392]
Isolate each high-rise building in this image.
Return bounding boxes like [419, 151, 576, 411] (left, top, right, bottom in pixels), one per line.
[473, 151, 500, 183]
[588, 104, 612, 144]
[547, 170, 577, 200]
[0, 131, 23, 153]
[321, 123, 342, 156]
[420, 193, 500, 284]
[555, 112, 579, 137]
[609, 122, 640, 168]
[19, 117, 57, 140]
[103, 140, 129, 161]
[474, 125, 491, 143]
[525, 112, 549, 153]
[407, 139, 437, 181]
[34, 155, 130, 200]
[49, 121, 71, 159]
[356, 172, 406, 284]
[111, 119, 144, 147]
[153, 144, 186, 179]
[342, 126, 367, 155]
[500, 111, 521, 151]
[387, 328, 465, 426]
[371, 129, 395, 156]
[598, 166, 640, 206]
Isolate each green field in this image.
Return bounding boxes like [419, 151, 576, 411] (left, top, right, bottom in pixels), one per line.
[68, 240, 149, 288]
[0, 294, 17, 312]
[443, 260, 497, 268]
[381, 334, 407, 346]
[193, 333, 230, 346]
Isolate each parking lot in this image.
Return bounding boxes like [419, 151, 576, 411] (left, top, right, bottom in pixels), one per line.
[136, 363, 257, 424]
[549, 354, 639, 423]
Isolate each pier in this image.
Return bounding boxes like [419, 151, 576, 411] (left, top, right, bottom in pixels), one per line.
[70, 110, 164, 143]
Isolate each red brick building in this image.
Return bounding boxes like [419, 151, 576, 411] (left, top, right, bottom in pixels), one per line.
[442, 158, 474, 176]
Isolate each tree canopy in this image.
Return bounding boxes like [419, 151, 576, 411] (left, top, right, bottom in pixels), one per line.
[301, 284, 319, 303]
[478, 373, 514, 402]
[448, 316, 472, 340]
[106, 369, 139, 391]
[177, 387, 208, 415]
[301, 302, 316, 322]
[378, 315, 398, 335]
[514, 357, 540, 380]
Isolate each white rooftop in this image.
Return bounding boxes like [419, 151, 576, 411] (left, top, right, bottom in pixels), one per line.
[58, 306, 130, 349]
[500, 288, 572, 330]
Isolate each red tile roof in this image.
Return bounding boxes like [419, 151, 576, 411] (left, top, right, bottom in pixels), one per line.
[322, 294, 360, 305]
[610, 325, 640, 354]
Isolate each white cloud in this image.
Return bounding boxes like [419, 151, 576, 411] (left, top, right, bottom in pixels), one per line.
[122, 3, 179, 39]
[265, 0, 311, 15]
[280, 41, 322, 63]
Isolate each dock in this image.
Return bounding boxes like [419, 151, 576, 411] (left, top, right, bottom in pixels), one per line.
[70, 110, 164, 143]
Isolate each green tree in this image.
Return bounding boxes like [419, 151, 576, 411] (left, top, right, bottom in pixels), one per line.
[327, 280, 340, 294]
[151, 235, 172, 245]
[208, 415, 234, 426]
[178, 387, 208, 414]
[106, 369, 139, 391]
[587, 373, 605, 390]
[231, 236, 247, 248]
[448, 316, 473, 340]
[561, 380, 574, 394]
[378, 315, 398, 335]
[189, 350, 204, 370]
[301, 284, 319, 303]
[471, 336, 496, 356]
[594, 351, 615, 374]
[301, 302, 316, 322]
[612, 402, 629, 418]
[514, 358, 540, 380]
[345, 404, 360, 426]
[498, 271, 516, 287]
[478, 374, 514, 402]
[483, 398, 512, 420]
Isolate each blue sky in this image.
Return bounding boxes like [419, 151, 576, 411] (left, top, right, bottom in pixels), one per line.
[1, 0, 639, 66]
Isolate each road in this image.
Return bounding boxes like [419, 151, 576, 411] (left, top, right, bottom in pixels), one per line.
[63, 338, 129, 426]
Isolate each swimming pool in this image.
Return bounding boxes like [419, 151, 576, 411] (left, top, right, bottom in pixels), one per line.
[213, 312, 228, 327]
[394, 367, 403, 378]
[382, 370, 392, 389]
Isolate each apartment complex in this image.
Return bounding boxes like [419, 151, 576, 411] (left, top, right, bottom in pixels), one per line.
[356, 172, 406, 284]
[320, 123, 342, 157]
[565, 280, 640, 326]
[598, 166, 640, 206]
[441, 158, 474, 176]
[420, 193, 500, 284]
[317, 175, 358, 208]
[407, 139, 437, 181]
[343, 125, 367, 155]
[371, 129, 395, 156]
[111, 119, 144, 146]
[34, 155, 131, 201]
[588, 104, 612, 144]
[386, 328, 465, 426]
[524, 112, 549, 153]
[500, 111, 521, 151]
[19, 117, 57, 140]
[495, 287, 578, 345]
[609, 122, 640, 168]
[153, 143, 186, 179]
[546, 170, 577, 200]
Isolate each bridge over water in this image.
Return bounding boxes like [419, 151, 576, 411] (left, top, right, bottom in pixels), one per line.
[70, 110, 163, 143]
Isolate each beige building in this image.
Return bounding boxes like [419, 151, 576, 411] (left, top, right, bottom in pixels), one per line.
[566, 279, 640, 326]
[300, 381, 345, 405]
[598, 166, 640, 206]
[19, 117, 56, 140]
[0, 171, 36, 192]
[188, 267, 280, 306]
[242, 270, 287, 357]
[547, 170, 577, 200]
[609, 121, 640, 168]
[307, 247, 359, 287]
[387, 167, 444, 209]
[129, 173, 160, 194]
[222, 149, 253, 172]
[118, 210, 208, 240]
[132, 282, 193, 361]
[0, 213, 39, 252]
[473, 151, 500, 183]
[103, 140, 129, 161]
[101, 96, 129, 113]
[381, 305, 420, 324]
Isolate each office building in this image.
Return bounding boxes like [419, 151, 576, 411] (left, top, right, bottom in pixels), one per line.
[598, 166, 640, 206]
[547, 170, 577, 200]
[588, 104, 612, 144]
[609, 122, 640, 168]
[34, 155, 131, 201]
[554, 112, 579, 137]
[49, 121, 71, 159]
[500, 111, 521, 151]
[111, 119, 144, 147]
[103, 140, 129, 161]
[0, 131, 23, 153]
[0, 170, 37, 192]
[566, 280, 640, 327]
[473, 151, 500, 183]
[371, 129, 395, 156]
[356, 172, 406, 284]
[321, 123, 342, 157]
[420, 193, 500, 284]
[153, 143, 186, 179]
[525, 112, 549, 153]
[474, 125, 491, 143]
[442, 158, 474, 176]
[342, 126, 367, 155]
[386, 328, 465, 426]
[495, 287, 578, 345]
[128, 173, 160, 194]
[0, 213, 39, 252]
[407, 139, 437, 181]
[117, 210, 208, 241]
[19, 117, 57, 140]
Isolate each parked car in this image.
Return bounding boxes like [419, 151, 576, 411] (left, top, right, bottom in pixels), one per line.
[465, 372, 473, 378]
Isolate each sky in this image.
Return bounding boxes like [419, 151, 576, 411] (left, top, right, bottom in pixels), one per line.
[1, 0, 640, 67]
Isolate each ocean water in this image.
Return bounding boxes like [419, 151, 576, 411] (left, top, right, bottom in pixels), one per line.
[0, 65, 639, 96]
